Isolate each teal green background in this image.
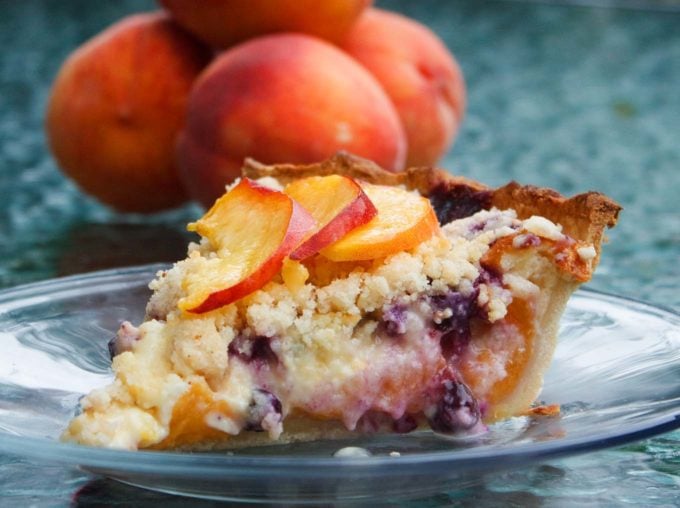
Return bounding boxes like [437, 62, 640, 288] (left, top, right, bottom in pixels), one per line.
[0, 0, 678, 504]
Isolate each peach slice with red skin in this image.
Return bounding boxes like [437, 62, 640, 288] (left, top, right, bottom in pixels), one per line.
[180, 178, 316, 313]
[321, 183, 440, 262]
[284, 175, 377, 260]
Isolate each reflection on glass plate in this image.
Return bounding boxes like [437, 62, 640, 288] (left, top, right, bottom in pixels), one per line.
[0, 265, 678, 503]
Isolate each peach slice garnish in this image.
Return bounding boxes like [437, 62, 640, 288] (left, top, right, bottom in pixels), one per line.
[320, 182, 440, 261]
[179, 178, 316, 313]
[284, 175, 378, 260]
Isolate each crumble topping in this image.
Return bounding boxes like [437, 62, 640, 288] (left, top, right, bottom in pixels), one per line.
[522, 215, 564, 241]
[577, 245, 597, 261]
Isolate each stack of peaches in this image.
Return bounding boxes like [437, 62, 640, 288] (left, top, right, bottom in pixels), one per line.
[46, 1, 465, 213]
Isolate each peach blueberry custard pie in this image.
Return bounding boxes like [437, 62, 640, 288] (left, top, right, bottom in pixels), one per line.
[62, 154, 620, 450]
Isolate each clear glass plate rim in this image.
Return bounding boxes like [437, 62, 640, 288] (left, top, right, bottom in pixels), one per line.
[0, 263, 170, 312]
[0, 414, 678, 478]
[0, 264, 678, 477]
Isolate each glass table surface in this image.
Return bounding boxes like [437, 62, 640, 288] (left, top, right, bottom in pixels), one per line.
[1, 0, 678, 505]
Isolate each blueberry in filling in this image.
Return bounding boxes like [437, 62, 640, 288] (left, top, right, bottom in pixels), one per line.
[476, 265, 503, 287]
[429, 290, 479, 333]
[228, 334, 278, 366]
[107, 335, 119, 360]
[392, 414, 419, 434]
[380, 303, 409, 337]
[356, 410, 419, 434]
[108, 321, 140, 359]
[245, 389, 282, 432]
[429, 289, 479, 359]
[427, 183, 492, 225]
[427, 376, 481, 433]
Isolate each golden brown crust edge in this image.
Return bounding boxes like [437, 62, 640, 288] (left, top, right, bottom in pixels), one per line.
[243, 152, 621, 273]
[490, 183, 620, 269]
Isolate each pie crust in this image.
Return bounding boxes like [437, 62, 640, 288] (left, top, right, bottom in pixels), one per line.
[63, 153, 621, 450]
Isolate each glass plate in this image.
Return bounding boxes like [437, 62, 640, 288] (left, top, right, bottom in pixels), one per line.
[0, 265, 678, 503]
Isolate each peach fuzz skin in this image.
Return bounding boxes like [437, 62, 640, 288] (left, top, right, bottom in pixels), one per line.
[158, 0, 372, 49]
[178, 34, 407, 208]
[46, 12, 211, 213]
[343, 8, 466, 167]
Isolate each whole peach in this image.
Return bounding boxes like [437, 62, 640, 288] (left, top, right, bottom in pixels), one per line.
[342, 8, 466, 167]
[159, 0, 372, 49]
[177, 33, 407, 207]
[46, 12, 211, 213]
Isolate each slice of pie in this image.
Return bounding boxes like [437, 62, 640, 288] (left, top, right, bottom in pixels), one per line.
[62, 153, 620, 451]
